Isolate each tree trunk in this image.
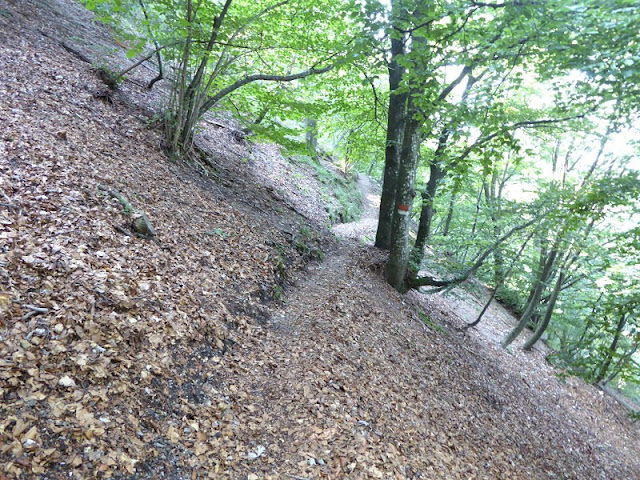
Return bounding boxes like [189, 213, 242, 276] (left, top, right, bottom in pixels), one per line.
[415, 152, 445, 250]
[522, 269, 565, 350]
[377, 8, 470, 254]
[524, 236, 548, 311]
[410, 132, 449, 276]
[442, 191, 456, 237]
[410, 68, 474, 262]
[466, 231, 534, 328]
[462, 183, 484, 262]
[305, 118, 318, 158]
[483, 171, 505, 288]
[503, 248, 558, 348]
[596, 312, 628, 383]
[375, 33, 406, 250]
[385, 112, 422, 292]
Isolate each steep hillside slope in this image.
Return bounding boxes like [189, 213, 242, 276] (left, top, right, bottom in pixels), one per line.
[0, 1, 638, 479]
[0, 0, 330, 476]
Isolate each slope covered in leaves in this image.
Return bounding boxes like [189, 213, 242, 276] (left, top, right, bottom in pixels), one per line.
[0, 0, 329, 476]
[0, 0, 639, 479]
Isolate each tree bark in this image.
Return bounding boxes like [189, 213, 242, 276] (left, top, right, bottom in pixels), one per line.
[596, 312, 628, 383]
[462, 183, 484, 262]
[385, 110, 422, 292]
[442, 191, 456, 237]
[375, 33, 406, 250]
[305, 118, 318, 158]
[483, 171, 505, 288]
[410, 67, 474, 259]
[522, 269, 565, 350]
[414, 132, 448, 253]
[503, 247, 558, 348]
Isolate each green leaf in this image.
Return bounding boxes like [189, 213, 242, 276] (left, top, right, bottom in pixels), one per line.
[206, 228, 228, 238]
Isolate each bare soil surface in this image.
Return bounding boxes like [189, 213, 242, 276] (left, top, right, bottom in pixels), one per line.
[0, 1, 638, 479]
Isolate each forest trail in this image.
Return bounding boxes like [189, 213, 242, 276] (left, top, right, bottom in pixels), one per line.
[0, 0, 638, 478]
[216, 175, 640, 479]
[329, 172, 547, 355]
[331, 174, 380, 243]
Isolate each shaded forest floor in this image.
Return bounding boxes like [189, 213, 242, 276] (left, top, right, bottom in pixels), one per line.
[0, 0, 638, 478]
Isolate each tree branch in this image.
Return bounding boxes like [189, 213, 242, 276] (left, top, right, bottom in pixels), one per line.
[437, 65, 472, 101]
[409, 215, 542, 288]
[187, 0, 234, 95]
[138, 0, 165, 88]
[353, 64, 384, 121]
[455, 110, 593, 167]
[470, 1, 536, 8]
[114, 43, 175, 82]
[199, 65, 333, 115]
[210, 0, 291, 81]
[466, 230, 535, 328]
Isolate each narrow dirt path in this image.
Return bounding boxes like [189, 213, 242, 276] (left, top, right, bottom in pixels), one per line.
[211, 178, 640, 479]
[331, 173, 380, 243]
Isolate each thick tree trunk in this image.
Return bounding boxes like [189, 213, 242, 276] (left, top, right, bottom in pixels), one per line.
[385, 113, 422, 292]
[378, 9, 470, 255]
[409, 131, 449, 276]
[414, 161, 444, 252]
[376, 35, 406, 250]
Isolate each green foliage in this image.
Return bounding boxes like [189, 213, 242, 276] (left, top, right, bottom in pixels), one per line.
[418, 311, 448, 335]
[83, 0, 640, 400]
[570, 171, 640, 217]
[293, 224, 323, 261]
[83, 0, 370, 157]
[294, 155, 362, 225]
[494, 287, 526, 317]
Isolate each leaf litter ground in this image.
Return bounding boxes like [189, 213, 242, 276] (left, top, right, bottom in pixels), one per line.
[0, 0, 638, 478]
